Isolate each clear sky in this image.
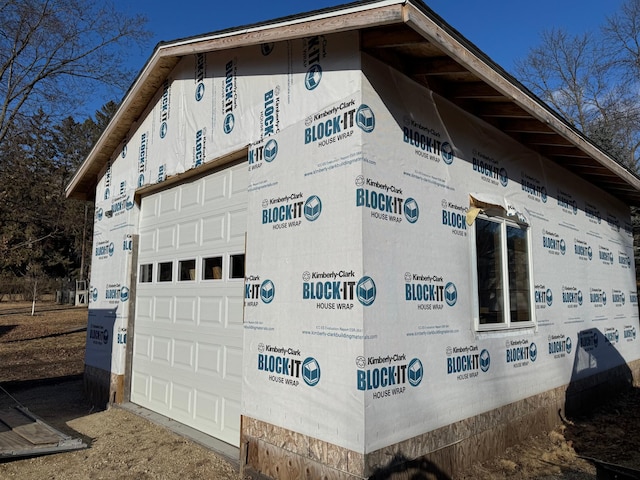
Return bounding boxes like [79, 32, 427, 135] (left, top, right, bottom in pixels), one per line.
[102, 0, 623, 110]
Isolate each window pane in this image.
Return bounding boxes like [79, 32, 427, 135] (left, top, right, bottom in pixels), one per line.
[158, 262, 173, 282]
[230, 254, 245, 279]
[507, 225, 531, 322]
[179, 259, 196, 281]
[203, 256, 223, 280]
[476, 218, 504, 324]
[140, 264, 153, 283]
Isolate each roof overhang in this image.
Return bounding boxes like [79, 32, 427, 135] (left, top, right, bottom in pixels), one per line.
[66, 0, 640, 206]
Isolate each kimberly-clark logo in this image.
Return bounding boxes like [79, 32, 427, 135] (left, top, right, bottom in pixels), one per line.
[542, 230, 565, 255]
[356, 276, 376, 306]
[88, 325, 109, 345]
[441, 200, 467, 237]
[245, 276, 275, 306]
[262, 88, 280, 137]
[612, 289, 625, 306]
[104, 161, 112, 200]
[405, 272, 457, 310]
[261, 193, 322, 229]
[574, 238, 592, 261]
[548, 334, 572, 359]
[619, 251, 632, 268]
[222, 59, 237, 134]
[111, 195, 135, 217]
[472, 149, 508, 187]
[521, 172, 547, 203]
[624, 325, 637, 342]
[534, 285, 553, 309]
[105, 284, 126, 304]
[579, 330, 599, 351]
[95, 240, 114, 260]
[193, 128, 206, 167]
[159, 80, 170, 139]
[356, 354, 423, 398]
[138, 132, 147, 187]
[585, 202, 601, 224]
[446, 345, 490, 381]
[589, 288, 606, 307]
[195, 53, 206, 101]
[261, 43, 274, 56]
[562, 286, 583, 308]
[402, 116, 453, 164]
[356, 104, 375, 133]
[303, 36, 325, 91]
[604, 328, 620, 346]
[505, 339, 537, 367]
[607, 213, 620, 232]
[304, 100, 372, 147]
[248, 139, 278, 171]
[557, 189, 577, 215]
[599, 246, 614, 265]
[355, 176, 418, 225]
[257, 344, 320, 387]
[302, 270, 369, 309]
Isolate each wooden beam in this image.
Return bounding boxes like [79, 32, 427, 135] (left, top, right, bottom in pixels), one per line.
[361, 25, 426, 48]
[474, 102, 532, 118]
[410, 57, 467, 75]
[447, 82, 507, 100]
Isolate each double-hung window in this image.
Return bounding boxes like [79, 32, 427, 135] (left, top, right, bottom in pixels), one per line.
[471, 212, 534, 330]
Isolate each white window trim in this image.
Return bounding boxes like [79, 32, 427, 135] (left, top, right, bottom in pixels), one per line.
[470, 212, 536, 332]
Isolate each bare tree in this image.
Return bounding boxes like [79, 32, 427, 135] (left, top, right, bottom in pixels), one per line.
[515, 25, 640, 171]
[0, 0, 150, 144]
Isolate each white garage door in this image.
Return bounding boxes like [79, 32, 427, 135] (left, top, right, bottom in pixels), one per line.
[131, 162, 247, 446]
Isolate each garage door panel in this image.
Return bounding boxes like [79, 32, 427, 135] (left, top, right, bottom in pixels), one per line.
[157, 225, 176, 251]
[159, 189, 179, 215]
[134, 333, 152, 359]
[151, 377, 170, 407]
[203, 175, 227, 203]
[227, 297, 244, 327]
[228, 209, 247, 241]
[171, 383, 193, 416]
[139, 230, 156, 254]
[131, 371, 150, 399]
[133, 162, 246, 447]
[175, 297, 197, 325]
[136, 296, 153, 322]
[196, 343, 222, 376]
[195, 391, 220, 427]
[180, 181, 201, 210]
[229, 168, 248, 196]
[177, 220, 199, 248]
[153, 297, 174, 323]
[224, 346, 243, 381]
[152, 336, 172, 365]
[173, 340, 195, 370]
[201, 214, 226, 244]
[199, 297, 224, 325]
[221, 397, 241, 436]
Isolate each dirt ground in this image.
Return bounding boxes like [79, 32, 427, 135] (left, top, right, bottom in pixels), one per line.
[0, 302, 639, 479]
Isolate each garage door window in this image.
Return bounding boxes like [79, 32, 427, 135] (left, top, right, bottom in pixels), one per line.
[203, 256, 223, 280]
[179, 259, 196, 281]
[230, 254, 245, 279]
[158, 262, 173, 282]
[140, 264, 153, 283]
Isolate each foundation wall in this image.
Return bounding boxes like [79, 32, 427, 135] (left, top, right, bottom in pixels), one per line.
[241, 359, 640, 479]
[83, 365, 125, 408]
